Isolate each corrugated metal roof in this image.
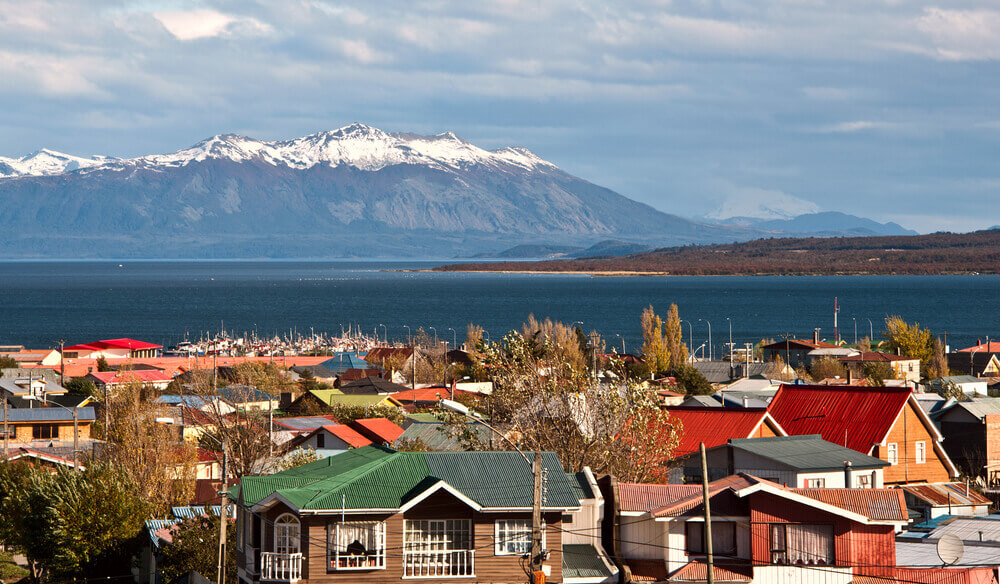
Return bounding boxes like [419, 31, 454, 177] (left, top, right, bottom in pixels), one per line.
[322, 424, 372, 448]
[0, 406, 96, 422]
[618, 483, 701, 513]
[922, 516, 1000, 543]
[668, 561, 752, 583]
[728, 434, 889, 471]
[789, 487, 907, 521]
[767, 385, 910, 454]
[393, 421, 489, 450]
[319, 353, 369, 373]
[568, 471, 594, 500]
[236, 446, 579, 511]
[664, 407, 772, 457]
[562, 544, 614, 580]
[901, 483, 992, 507]
[272, 415, 338, 431]
[351, 417, 404, 443]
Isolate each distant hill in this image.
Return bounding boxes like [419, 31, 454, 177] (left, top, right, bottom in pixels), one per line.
[719, 211, 916, 236]
[436, 230, 1000, 276]
[473, 239, 654, 259]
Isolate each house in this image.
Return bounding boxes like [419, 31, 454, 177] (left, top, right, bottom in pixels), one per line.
[0, 375, 68, 400]
[950, 341, 1000, 378]
[932, 398, 1000, 482]
[155, 394, 236, 415]
[561, 469, 619, 584]
[62, 338, 162, 360]
[393, 421, 491, 451]
[389, 386, 478, 410]
[840, 351, 921, 383]
[805, 347, 860, 364]
[664, 407, 787, 459]
[615, 473, 909, 583]
[928, 375, 989, 397]
[271, 415, 340, 436]
[336, 369, 384, 385]
[288, 424, 372, 453]
[896, 515, 1000, 574]
[218, 385, 279, 412]
[285, 390, 400, 415]
[899, 483, 992, 521]
[87, 369, 174, 391]
[0, 405, 95, 446]
[338, 377, 409, 396]
[689, 362, 772, 385]
[232, 445, 598, 584]
[767, 385, 958, 485]
[0, 346, 63, 367]
[684, 434, 890, 487]
[760, 337, 838, 369]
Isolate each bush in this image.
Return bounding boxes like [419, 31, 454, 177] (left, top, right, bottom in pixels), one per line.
[669, 364, 713, 395]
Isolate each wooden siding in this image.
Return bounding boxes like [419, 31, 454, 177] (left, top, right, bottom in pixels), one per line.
[748, 492, 895, 579]
[876, 401, 952, 485]
[7, 421, 91, 442]
[241, 489, 564, 584]
[755, 420, 780, 439]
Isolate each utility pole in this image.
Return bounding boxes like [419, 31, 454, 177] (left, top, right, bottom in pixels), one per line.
[58, 339, 66, 386]
[833, 297, 840, 344]
[531, 451, 544, 583]
[700, 443, 714, 584]
[3, 393, 7, 455]
[217, 441, 229, 584]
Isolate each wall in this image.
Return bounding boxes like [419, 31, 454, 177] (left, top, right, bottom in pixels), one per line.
[9, 421, 91, 442]
[876, 401, 952, 485]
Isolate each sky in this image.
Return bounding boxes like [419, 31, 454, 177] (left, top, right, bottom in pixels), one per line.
[1, 1, 999, 232]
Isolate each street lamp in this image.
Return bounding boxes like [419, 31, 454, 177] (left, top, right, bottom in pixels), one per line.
[699, 319, 713, 361]
[403, 325, 411, 345]
[379, 323, 387, 345]
[429, 327, 437, 345]
[725, 317, 733, 366]
[614, 334, 625, 354]
[680, 320, 694, 358]
[852, 317, 857, 345]
[866, 318, 874, 341]
[24, 395, 80, 470]
[448, 327, 457, 349]
[440, 400, 546, 581]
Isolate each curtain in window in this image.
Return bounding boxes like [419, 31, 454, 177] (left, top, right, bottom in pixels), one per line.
[337, 523, 377, 555]
[778, 524, 834, 565]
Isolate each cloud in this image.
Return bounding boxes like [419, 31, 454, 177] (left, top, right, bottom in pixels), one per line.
[153, 9, 271, 41]
[916, 8, 1000, 61]
[336, 39, 391, 64]
[816, 121, 892, 133]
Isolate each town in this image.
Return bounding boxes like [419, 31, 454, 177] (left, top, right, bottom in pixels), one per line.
[2, 308, 999, 584]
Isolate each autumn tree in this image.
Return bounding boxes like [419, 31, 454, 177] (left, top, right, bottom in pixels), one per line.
[863, 362, 896, 386]
[883, 315, 935, 379]
[641, 306, 670, 372]
[664, 304, 689, 367]
[466, 323, 485, 350]
[808, 357, 847, 382]
[441, 332, 682, 481]
[521, 314, 588, 371]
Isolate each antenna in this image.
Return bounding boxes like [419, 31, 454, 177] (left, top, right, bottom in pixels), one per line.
[936, 534, 964, 566]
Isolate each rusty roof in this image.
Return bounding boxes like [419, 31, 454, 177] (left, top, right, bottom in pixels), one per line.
[668, 561, 753, 583]
[900, 483, 992, 507]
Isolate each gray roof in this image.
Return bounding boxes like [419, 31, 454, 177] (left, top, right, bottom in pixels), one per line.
[562, 544, 615, 580]
[728, 434, 890, 471]
[931, 375, 987, 386]
[678, 395, 723, 407]
[719, 389, 777, 408]
[0, 378, 66, 396]
[393, 421, 489, 451]
[0, 406, 96, 422]
[937, 398, 1000, 421]
[0, 368, 59, 382]
[896, 540, 1000, 568]
[217, 385, 275, 403]
[272, 415, 336, 431]
[916, 516, 1000, 544]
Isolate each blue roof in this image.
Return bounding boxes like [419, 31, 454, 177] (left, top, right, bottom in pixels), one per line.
[0, 406, 96, 423]
[319, 353, 369, 373]
[155, 395, 215, 408]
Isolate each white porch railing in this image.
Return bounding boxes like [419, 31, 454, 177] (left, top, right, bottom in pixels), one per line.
[403, 549, 475, 578]
[260, 552, 303, 583]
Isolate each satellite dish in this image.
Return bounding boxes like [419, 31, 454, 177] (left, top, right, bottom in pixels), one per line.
[937, 534, 964, 565]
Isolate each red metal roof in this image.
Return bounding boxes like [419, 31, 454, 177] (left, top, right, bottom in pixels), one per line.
[65, 338, 162, 351]
[350, 417, 404, 444]
[618, 482, 701, 513]
[958, 342, 1000, 353]
[761, 339, 838, 350]
[767, 385, 911, 454]
[788, 487, 908, 521]
[389, 386, 475, 404]
[664, 407, 775, 457]
[321, 424, 372, 448]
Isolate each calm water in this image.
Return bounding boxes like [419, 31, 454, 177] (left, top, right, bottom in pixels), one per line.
[0, 261, 997, 355]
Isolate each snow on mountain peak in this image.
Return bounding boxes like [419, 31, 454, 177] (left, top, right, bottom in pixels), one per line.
[0, 125, 558, 178]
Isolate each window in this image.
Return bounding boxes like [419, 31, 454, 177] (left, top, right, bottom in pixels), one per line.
[805, 478, 826, 488]
[403, 519, 474, 578]
[329, 521, 386, 570]
[495, 520, 544, 556]
[770, 524, 834, 565]
[886, 443, 898, 465]
[32, 424, 58, 440]
[685, 521, 737, 556]
[317, 432, 326, 448]
[915, 441, 926, 464]
[274, 514, 301, 555]
[856, 474, 871, 488]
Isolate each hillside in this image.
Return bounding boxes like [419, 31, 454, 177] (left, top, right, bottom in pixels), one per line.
[0, 124, 749, 258]
[436, 230, 1000, 275]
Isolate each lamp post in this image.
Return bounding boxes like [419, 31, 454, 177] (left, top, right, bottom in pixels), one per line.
[681, 320, 694, 359]
[403, 325, 411, 345]
[379, 323, 387, 345]
[440, 400, 545, 582]
[725, 318, 733, 366]
[852, 317, 857, 345]
[448, 327, 457, 350]
[614, 334, 625, 354]
[866, 318, 874, 341]
[26, 395, 80, 470]
[699, 319, 713, 361]
[429, 327, 437, 345]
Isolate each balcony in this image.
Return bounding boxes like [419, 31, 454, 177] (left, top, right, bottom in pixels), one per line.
[260, 552, 303, 583]
[403, 549, 475, 579]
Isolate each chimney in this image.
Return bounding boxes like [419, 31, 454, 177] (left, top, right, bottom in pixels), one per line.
[814, 330, 820, 345]
[847, 368, 852, 384]
[844, 461, 852, 488]
[743, 395, 749, 408]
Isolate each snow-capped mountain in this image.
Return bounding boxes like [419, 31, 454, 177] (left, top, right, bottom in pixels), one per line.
[0, 123, 750, 258]
[0, 123, 556, 179]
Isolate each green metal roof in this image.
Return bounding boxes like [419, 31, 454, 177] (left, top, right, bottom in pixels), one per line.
[236, 445, 580, 511]
[567, 472, 594, 501]
[727, 434, 890, 472]
[562, 544, 614, 580]
[406, 412, 445, 423]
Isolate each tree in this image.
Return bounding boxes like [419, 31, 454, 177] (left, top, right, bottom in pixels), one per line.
[278, 448, 320, 471]
[96, 356, 111, 372]
[883, 315, 934, 379]
[670, 364, 713, 395]
[808, 357, 847, 382]
[0, 356, 16, 371]
[664, 304, 689, 368]
[159, 514, 236, 584]
[928, 337, 950, 379]
[0, 462, 150, 581]
[521, 314, 587, 371]
[440, 332, 682, 481]
[465, 323, 484, 350]
[640, 306, 670, 372]
[64, 376, 98, 398]
[863, 362, 896, 386]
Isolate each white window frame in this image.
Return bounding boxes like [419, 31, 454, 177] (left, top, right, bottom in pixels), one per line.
[887, 443, 898, 465]
[274, 513, 301, 555]
[856, 474, 871, 488]
[915, 441, 926, 464]
[494, 519, 544, 556]
[403, 519, 474, 578]
[804, 478, 826, 488]
[329, 521, 386, 571]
